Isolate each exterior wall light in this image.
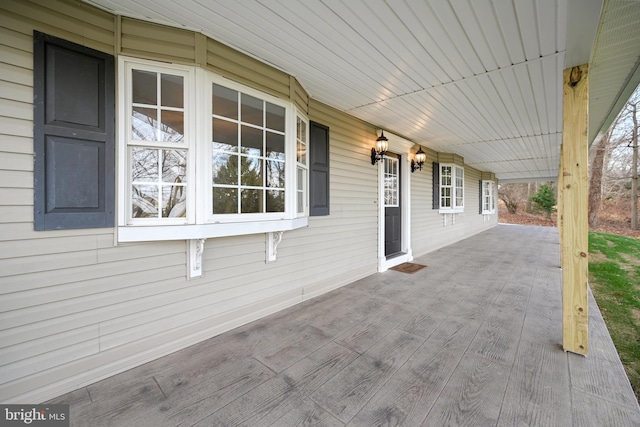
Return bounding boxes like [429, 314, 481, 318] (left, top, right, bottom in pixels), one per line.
[371, 130, 389, 165]
[411, 146, 426, 172]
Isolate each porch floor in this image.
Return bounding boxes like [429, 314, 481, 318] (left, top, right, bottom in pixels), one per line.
[50, 225, 640, 426]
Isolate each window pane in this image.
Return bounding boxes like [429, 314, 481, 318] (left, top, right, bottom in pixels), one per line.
[212, 153, 238, 185]
[297, 166, 304, 213]
[266, 160, 285, 188]
[266, 132, 285, 160]
[132, 106, 157, 141]
[241, 125, 263, 156]
[441, 187, 451, 208]
[213, 84, 238, 119]
[162, 150, 187, 183]
[241, 156, 263, 186]
[160, 110, 184, 142]
[131, 148, 158, 182]
[241, 188, 262, 213]
[297, 118, 307, 142]
[267, 189, 285, 212]
[212, 118, 238, 151]
[441, 166, 451, 186]
[213, 187, 238, 214]
[132, 185, 158, 218]
[132, 70, 156, 105]
[160, 74, 183, 108]
[297, 140, 306, 164]
[266, 102, 285, 132]
[162, 185, 186, 218]
[384, 157, 398, 207]
[241, 93, 263, 126]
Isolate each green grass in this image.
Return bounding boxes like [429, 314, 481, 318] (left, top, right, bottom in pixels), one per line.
[589, 232, 640, 402]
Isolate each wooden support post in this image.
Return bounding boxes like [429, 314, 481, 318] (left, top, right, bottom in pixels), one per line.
[558, 144, 564, 266]
[561, 64, 589, 355]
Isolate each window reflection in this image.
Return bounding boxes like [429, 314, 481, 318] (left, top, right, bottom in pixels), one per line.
[213, 187, 238, 214]
[241, 157, 263, 187]
[212, 118, 238, 151]
[241, 93, 263, 126]
[131, 69, 184, 144]
[131, 147, 187, 219]
[161, 74, 184, 108]
[266, 103, 285, 132]
[241, 188, 262, 213]
[211, 83, 286, 215]
[132, 70, 156, 105]
[266, 160, 285, 188]
[213, 84, 238, 119]
[241, 125, 263, 156]
[267, 190, 284, 212]
[266, 132, 285, 160]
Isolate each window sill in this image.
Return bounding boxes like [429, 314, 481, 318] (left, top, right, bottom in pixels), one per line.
[439, 208, 464, 214]
[117, 217, 308, 242]
[482, 210, 496, 215]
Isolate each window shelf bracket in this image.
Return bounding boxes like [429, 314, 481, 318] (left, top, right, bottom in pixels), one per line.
[188, 238, 206, 278]
[266, 231, 284, 263]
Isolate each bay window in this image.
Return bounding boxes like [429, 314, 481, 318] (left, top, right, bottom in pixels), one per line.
[118, 57, 309, 242]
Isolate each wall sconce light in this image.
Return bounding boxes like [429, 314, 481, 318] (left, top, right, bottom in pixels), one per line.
[371, 130, 389, 165]
[411, 146, 426, 172]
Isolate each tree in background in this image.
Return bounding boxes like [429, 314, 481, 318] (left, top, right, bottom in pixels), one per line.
[589, 127, 612, 227]
[498, 183, 529, 214]
[590, 86, 640, 230]
[530, 184, 556, 218]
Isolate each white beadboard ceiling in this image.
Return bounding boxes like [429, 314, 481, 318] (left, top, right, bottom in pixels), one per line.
[84, 0, 640, 183]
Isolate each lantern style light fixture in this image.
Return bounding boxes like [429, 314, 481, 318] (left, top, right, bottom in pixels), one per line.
[371, 130, 389, 165]
[411, 146, 426, 172]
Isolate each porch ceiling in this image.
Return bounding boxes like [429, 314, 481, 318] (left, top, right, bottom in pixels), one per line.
[84, 0, 640, 183]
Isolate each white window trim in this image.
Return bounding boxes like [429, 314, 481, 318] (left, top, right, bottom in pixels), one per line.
[295, 114, 310, 218]
[203, 73, 297, 224]
[117, 56, 308, 243]
[482, 180, 496, 214]
[118, 58, 197, 227]
[439, 163, 464, 213]
[383, 156, 399, 208]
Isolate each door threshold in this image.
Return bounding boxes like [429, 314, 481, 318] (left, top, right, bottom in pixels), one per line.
[385, 252, 406, 260]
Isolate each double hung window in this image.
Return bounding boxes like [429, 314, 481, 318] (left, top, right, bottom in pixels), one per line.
[127, 64, 192, 223]
[119, 57, 309, 241]
[482, 180, 496, 214]
[439, 164, 464, 213]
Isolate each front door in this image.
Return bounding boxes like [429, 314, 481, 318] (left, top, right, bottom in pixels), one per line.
[384, 154, 402, 258]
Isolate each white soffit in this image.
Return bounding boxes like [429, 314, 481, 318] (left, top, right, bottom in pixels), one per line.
[81, 0, 631, 182]
[589, 0, 640, 144]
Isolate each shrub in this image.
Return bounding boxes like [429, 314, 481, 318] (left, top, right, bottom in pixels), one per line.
[530, 184, 556, 218]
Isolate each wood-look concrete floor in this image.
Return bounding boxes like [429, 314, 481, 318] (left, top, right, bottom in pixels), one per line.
[49, 224, 640, 426]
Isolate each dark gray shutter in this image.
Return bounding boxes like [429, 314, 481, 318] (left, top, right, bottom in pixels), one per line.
[432, 162, 440, 209]
[479, 180, 483, 214]
[33, 31, 115, 230]
[309, 121, 330, 216]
